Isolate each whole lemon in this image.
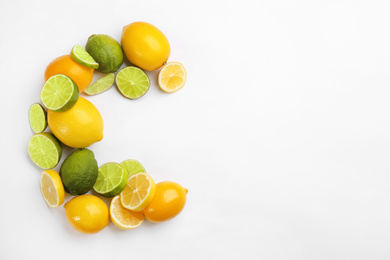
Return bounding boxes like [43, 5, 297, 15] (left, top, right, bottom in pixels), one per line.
[65, 194, 109, 234]
[121, 21, 170, 71]
[44, 55, 94, 92]
[142, 181, 188, 223]
[47, 97, 103, 148]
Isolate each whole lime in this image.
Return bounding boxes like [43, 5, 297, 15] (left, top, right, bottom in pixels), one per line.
[85, 34, 123, 73]
[60, 148, 98, 195]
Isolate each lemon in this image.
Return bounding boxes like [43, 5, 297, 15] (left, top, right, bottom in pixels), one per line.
[60, 148, 98, 195]
[47, 96, 103, 148]
[158, 62, 187, 93]
[65, 194, 109, 234]
[110, 195, 145, 230]
[40, 170, 65, 208]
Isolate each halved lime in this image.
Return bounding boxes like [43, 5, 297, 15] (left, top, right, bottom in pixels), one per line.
[120, 159, 146, 177]
[116, 66, 150, 99]
[71, 44, 99, 69]
[29, 103, 47, 133]
[28, 133, 62, 169]
[40, 74, 79, 112]
[84, 73, 115, 95]
[93, 162, 129, 197]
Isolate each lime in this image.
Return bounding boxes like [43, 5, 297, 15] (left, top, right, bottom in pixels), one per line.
[29, 103, 47, 133]
[116, 66, 150, 99]
[60, 148, 98, 195]
[120, 159, 146, 177]
[70, 44, 99, 69]
[40, 74, 79, 112]
[84, 73, 115, 96]
[28, 133, 62, 169]
[85, 34, 123, 73]
[93, 162, 129, 198]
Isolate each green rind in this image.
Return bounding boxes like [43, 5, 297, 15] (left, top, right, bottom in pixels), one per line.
[115, 66, 150, 99]
[28, 103, 47, 133]
[60, 148, 98, 195]
[84, 73, 115, 95]
[71, 44, 99, 69]
[120, 159, 146, 177]
[40, 74, 79, 112]
[28, 132, 62, 169]
[93, 162, 129, 198]
[85, 34, 124, 73]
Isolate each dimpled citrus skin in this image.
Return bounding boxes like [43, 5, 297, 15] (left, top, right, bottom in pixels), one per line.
[44, 55, 94, 92]
[142, 181, 188, 223]
[47, 97, 103, 148]
[65, 195, 109, 234]
[121, 22, 170, 71]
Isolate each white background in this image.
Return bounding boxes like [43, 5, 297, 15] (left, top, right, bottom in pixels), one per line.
[1, 0, 390, 259]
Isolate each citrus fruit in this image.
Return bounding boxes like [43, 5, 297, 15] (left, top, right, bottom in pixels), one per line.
[60, 148, 98, 195]
[70, 44, 99, 69]
[29, 103, 47, 133]
[120, 172, 156, 212]
[121, 21, 170, 71]
[93, 162, 129, 198]
[110, 195, 145, 230]
[28, 133, 62, 169]
[158, 62, 187, 93]
[44, 54, 94, 93]
[65, 194, 109, 234]
[40, 170, 65, 208]
[84, 73, 115, 96]
[116, 66, 150, 99]
[120, 159, 146, 177]
[40, 74, 79, 112]
[47, 96, 103, 148]
[85, 34, 123, 73]
[143, 181, 188, 223]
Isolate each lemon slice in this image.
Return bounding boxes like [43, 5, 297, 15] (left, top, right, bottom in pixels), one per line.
[110, 195, 145, 229]
[158, 61, 187, 93]
[120, 172, 156, 211]
[40, 170, 65, 208]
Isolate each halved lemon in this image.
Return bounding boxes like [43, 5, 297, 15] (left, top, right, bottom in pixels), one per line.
[40, 170, 65, 208]
[158, 61, 187, 93]
[110, 195, 145, 229]
[120, 172, 156, 212]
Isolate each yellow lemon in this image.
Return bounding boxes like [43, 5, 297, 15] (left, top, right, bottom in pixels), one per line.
[65, 194, 109, 234]
[47, 97, 103, 148]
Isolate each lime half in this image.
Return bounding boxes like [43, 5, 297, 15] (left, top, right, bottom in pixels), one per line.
[71, 44, 99, 69]
[120, 159, 146, 178]
[40, 74, 79, 112]
[29, 103, 47, 133]
[84, 73, 115, 95]
[93, 162, 129, 197]
[116, 66, 150, 99]
[28, 133, 62, 169]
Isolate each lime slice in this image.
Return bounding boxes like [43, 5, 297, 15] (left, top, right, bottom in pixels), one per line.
[93, 162, 129, 198]
[29, 103, 47, 133]
[120, 159, 146, 178]
[116, 66, 150, 99]
[40, 74, 79, 112]
[28, 133, 62, 169]
[84, 73, 115, 95]
[71, 44, 99, 69]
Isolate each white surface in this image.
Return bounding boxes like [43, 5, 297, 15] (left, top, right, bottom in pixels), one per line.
[1, 0, 390, 259]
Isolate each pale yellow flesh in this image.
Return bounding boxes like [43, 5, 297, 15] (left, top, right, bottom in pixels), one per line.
[110, 196, 144, 229]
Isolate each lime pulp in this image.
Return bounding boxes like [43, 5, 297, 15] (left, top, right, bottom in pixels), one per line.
[28, 133, 62, 169]
[120, 159, 146, 177]
[70, 44, 99, 69]
[29, 103, 47, 133]
[93, 162, 129, 197]
[84, 73, 115, 95]
[116, 66, 150, 99]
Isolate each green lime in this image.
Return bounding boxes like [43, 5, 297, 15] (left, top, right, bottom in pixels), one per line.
[120, 159, 146, 177]
[84, 73, 115, 96]
[40, 74, 79, 112]
[116, 66, 150, 99]
[70, 44, 99, 69]
[85, 34, 123, 73]
[28, 133, 62, 169]
[93, 162, 129, 197]
[60, 148, 98, 195]
[29, 103, 47, 133]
